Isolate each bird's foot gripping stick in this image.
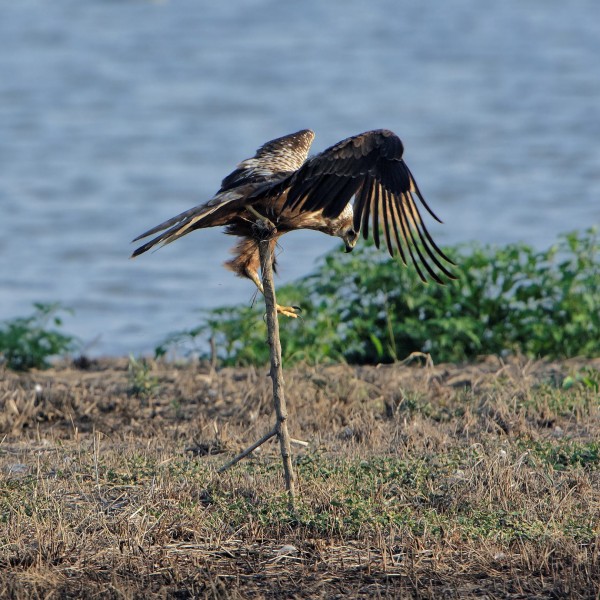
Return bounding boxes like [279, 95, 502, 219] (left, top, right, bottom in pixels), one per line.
[246, 205, 301, 319]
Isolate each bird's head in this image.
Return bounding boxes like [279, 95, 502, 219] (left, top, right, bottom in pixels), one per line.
[340, 227, 359, 253]
[332, 205, 359, 252]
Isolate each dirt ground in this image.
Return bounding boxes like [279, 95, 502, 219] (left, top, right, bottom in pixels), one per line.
[1, 355, 599, 599]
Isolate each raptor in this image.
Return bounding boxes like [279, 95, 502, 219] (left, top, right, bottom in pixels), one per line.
[132, 129, 456, 316]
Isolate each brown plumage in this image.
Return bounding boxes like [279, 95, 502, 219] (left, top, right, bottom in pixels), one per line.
[132, 129, 456, 316]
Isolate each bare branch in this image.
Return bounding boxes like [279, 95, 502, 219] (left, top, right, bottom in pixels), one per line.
[217, 218, 297, 509]
[258, 229, 296, 507]
[217, 427, 277, 474]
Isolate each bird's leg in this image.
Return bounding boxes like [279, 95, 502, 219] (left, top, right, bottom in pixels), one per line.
[247, 269, 300, 319]
[244, 207, 300, 318]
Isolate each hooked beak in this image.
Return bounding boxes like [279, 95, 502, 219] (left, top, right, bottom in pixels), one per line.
[342, 229, 358, 253]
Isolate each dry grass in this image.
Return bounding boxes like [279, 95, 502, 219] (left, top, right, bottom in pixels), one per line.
[1, 355, 599, 599]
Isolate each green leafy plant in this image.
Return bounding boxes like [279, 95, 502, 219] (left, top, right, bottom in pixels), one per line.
[157, 228, 599, 366]
[0, 303, 77, 370]
[127, 355, 159, 399]
[562, 367, 600, 393]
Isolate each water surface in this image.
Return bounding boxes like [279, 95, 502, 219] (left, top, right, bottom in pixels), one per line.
[1, 0, 598, 355]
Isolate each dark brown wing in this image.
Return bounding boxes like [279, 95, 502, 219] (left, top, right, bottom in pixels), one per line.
[281, 129, 456, 283]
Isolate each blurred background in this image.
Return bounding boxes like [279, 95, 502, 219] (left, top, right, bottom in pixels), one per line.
[1, 0, 598, 356]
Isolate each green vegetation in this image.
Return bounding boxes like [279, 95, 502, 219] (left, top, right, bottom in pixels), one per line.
[0, 303, 77, 370]
[158, 228, 599, 365]
[127, 354, 160, 399]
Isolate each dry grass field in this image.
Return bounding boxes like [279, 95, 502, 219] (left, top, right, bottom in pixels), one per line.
[1, 355, 599, 599]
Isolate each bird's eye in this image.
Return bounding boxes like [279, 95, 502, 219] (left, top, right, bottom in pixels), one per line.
[348, 229, 356, 236]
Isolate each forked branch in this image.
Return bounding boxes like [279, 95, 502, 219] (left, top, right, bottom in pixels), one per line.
[218, 219, 296, 507]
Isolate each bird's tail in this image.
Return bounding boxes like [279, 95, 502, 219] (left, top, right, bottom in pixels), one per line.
[131, 192, 239, 257]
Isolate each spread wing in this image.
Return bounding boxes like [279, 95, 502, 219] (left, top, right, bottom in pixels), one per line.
[280, 129, 456, 283]
[131, 129, 315, 257]
[220, 129, 314, 192]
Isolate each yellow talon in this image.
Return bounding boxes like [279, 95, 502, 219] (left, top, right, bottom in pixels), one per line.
[276, 305, 300, 318]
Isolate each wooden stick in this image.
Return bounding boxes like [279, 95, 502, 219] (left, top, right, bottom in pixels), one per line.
[217, 220, 296, 508]
[217, 427, 277, 473]
[217, 430, 307, 474]
[258, 233, 296, 506]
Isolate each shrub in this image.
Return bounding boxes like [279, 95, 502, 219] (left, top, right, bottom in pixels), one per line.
[157, 229, 599, 365]
[0, 303, 77, 370]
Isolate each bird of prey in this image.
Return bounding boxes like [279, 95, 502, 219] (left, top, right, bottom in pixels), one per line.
[132, 129, 456, 317]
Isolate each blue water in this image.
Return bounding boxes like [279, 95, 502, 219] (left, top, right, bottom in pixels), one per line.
[1, 0, 599, 356]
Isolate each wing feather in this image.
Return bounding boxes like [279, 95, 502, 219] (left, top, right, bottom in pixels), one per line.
[381, 189, 395, 257]
[294, 172, 347, 213]
[360, 178, 373, 240]
[321, 176, 362, 218]
[406, 164, 444, 223]
[394, 193, 429, 283]
[398, 193, 444, 284]
[353, 176, 372, 235]
[220, 129, 314, 192]
[388, 191, 408, 266]
[404, 193, 457, 278]
[278, 129, 455, 282]
[371, 182, 381, 249]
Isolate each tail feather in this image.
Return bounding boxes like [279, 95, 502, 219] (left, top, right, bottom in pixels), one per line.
[131, 192, 240, 257]
[132, 205, 206, 242]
